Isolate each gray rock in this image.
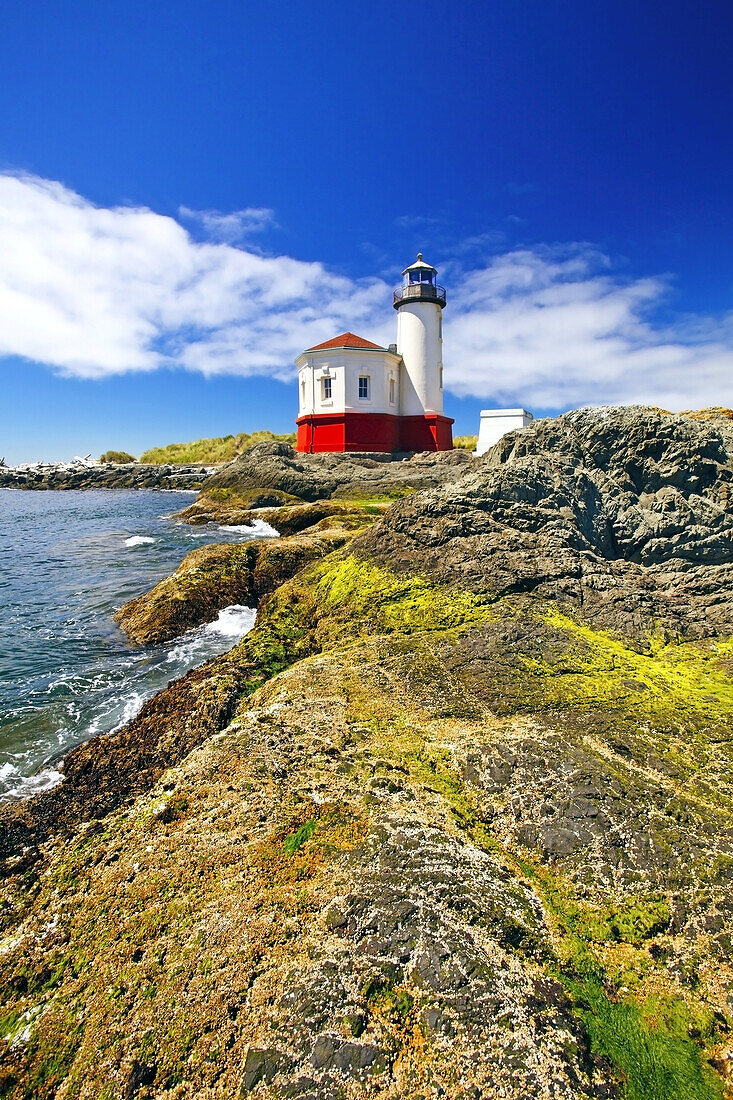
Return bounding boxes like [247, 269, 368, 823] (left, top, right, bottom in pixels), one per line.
[356, 406, 733, 640]
[0, 462, 214, 490]
[201, 441, 473, 501]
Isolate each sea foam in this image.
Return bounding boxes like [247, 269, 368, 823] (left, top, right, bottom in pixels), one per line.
[166, 604, 256, 665]
[205, 604, 257, 638]
[124, 535, 156, 547]
[219, 519, 280, 538]
[0, 762, 64, 800]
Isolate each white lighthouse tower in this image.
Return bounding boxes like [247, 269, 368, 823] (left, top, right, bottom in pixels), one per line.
[393, 255, 453, 450]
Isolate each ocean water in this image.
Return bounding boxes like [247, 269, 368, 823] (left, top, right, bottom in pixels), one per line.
[0, 489, 278, 800]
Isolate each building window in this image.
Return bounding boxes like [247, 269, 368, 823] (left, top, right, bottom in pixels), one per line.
[389, 377, 395, 405]
[322, 376, 332, 401]
[439, 365, 443, 390]
[301, 378, 306, 405]
[358, 376, 370, 400]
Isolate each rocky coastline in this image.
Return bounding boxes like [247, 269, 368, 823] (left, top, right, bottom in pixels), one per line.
[0, 461, 218, 490]
[1, 407, 733, 1099]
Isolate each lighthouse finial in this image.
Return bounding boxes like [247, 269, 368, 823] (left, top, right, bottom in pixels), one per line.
[417, 252, 423, 261]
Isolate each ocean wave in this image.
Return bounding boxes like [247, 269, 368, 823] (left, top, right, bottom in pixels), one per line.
[166, 604, 256, 664]
[85, 690, 147, 738]
[1, 490, 266, 803]
[124, 535, 156, 546]
[205, 604, 257, 638]
[0, 761, 64, 800]
[219, 519, 280, 538]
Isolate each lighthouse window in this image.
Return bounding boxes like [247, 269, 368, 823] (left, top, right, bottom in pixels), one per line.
[322, 377, 332, 401]
[358, 376, 370, 400]
[389, 377, 396, 404]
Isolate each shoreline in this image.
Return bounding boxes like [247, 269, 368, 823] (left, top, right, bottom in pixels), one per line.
[0, 462, 218, 490]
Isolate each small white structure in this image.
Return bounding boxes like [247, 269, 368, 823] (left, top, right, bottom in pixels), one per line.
[475, 409, 534, 456]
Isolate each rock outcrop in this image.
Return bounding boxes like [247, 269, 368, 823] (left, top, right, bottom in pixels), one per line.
[0, 462, 215, 490]
[1, 407, 732, 1100]
[115, 511, 373, 645]
[357, 405, 733, 641]
[175, 443, 474, 526]
[203, 442, 474, 501]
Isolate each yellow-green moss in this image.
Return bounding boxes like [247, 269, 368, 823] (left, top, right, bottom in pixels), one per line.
[485, 833, 726, 1099]
[530, 610, 733, 722]
[333, 668, 727, 1100]
[283, 819, 317, 855]
[313, 556, 495, 638]
[560, 967, 724, 1100]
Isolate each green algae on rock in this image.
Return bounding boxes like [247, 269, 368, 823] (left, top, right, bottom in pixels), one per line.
[175, 494, 388, 532]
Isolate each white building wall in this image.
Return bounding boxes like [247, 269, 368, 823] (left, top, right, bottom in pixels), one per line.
[296, 349, 402, 416]
[396, 301, 444, 415]
[475, 409, 534, 455]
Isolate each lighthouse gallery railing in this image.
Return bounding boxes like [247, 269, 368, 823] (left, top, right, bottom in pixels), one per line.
[393, 283, 447, 308]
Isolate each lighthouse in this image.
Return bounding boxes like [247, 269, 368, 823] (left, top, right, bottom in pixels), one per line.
[392, 254, 452, 451]
[295, 255, 454, 453]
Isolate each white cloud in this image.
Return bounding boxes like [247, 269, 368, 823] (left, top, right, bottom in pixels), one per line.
[0, 173, 386, 379]
[446, 248, 733, 409]
[0, 172, 731, 411]
[178, 205, 276, 243]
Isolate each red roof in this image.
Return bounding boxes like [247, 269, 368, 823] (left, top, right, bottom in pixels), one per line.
[307, 332, 385, 352]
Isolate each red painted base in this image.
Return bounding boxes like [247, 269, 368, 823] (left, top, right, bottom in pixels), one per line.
[399, 414, 454, 452]
[296, 412, 453, 453]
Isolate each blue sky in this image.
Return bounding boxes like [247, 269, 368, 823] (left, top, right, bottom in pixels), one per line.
[2, 0, 733, 462]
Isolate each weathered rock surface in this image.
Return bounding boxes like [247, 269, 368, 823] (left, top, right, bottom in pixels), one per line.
[357, 405, 733, 641]
[173, 442, 474, 525]
[0, 462, 215, 490]
[1, 406, 732, 1099]
[205, 441, 474, 499]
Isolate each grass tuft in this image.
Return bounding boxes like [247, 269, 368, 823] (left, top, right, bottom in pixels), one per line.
[139, 430, 296, 465]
